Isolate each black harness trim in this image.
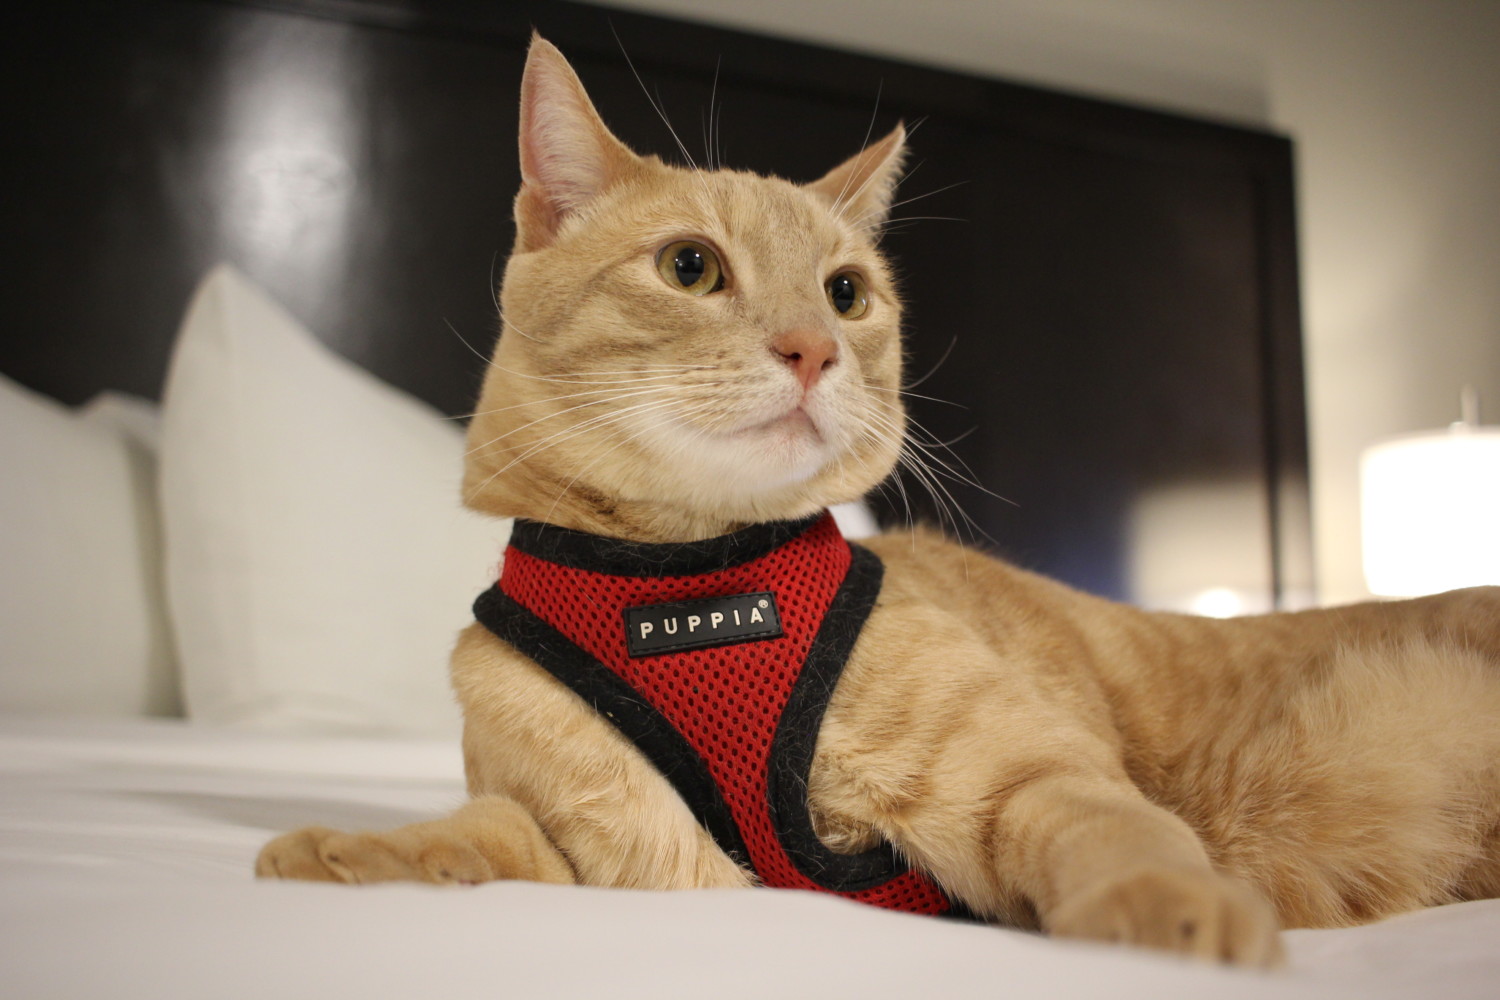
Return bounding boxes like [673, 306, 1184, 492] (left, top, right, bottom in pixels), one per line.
[506, 514, 824, 577]
[765, 544, 909, 890]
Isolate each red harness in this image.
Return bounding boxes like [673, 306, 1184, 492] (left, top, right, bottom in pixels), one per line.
[473, 512, 954, 916]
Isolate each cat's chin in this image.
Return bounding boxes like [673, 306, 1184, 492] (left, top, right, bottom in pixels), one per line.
[643, 407, 837, 500]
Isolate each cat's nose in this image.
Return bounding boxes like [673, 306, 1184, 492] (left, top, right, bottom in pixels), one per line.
[771, 330, 840, 392]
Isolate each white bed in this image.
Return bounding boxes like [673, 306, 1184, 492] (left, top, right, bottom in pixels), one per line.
[3, 712, 1498, 1000]
[3, 270, 1497, 999]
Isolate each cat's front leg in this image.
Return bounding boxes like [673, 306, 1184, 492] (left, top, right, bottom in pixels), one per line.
[255, 795, 575, 885]
[1005, 773, 1282, 965]
[821, 602, 1281, 965]
[451, 622, 757, 891]
[906, 742, 1283, 964]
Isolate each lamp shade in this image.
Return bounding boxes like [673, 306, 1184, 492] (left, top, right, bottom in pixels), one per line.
[1361, 427, 1500, 597]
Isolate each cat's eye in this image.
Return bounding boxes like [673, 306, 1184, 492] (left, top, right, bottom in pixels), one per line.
[656, 241, 724, 296]
[827, 271, 869, 319]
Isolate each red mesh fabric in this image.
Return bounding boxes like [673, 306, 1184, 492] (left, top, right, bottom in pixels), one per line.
[499, 514, 950, 916]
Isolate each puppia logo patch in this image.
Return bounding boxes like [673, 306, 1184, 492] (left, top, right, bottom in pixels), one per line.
[624, 592, 783, 657]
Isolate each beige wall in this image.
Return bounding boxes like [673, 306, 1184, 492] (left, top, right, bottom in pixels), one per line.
[604, 0, 1500, 605]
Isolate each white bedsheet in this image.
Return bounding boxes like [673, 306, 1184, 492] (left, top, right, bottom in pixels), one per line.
[2, 714, 1496, 999]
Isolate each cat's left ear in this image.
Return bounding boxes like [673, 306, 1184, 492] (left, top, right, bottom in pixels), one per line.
[806, 123, 908, 232]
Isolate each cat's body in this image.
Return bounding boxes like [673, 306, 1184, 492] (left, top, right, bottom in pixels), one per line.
[257, 37, 1500, 966]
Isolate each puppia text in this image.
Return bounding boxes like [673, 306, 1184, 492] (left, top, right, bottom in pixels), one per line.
[623, 591, 784, 657]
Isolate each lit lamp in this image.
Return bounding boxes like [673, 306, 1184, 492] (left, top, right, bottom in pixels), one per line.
[1361, 388, 1500, 597]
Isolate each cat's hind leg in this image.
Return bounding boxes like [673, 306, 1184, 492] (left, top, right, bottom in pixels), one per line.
[255, 795, 575, 886]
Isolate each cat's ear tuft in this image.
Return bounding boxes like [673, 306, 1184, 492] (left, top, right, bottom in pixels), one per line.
[516, 35, 641, 249]
[806, 123, 908, 233]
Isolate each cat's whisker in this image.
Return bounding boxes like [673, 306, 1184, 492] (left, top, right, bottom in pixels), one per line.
[874, 416, 921, 538]
[898, 410, 1011, 504]
[611, 26, 713, 199]
[458, 377, 711, 428]
[904, 334, 960, 391]
[889, 477, 920, 540]
[858, 405, 992, 550]
[445, 318, 505, 374]
[467, 393, 698, 500]
[597, 395, 726, 479]
[856, 214, 967, 236]
[847, 180, 969, 232]
[541, 363, 716, 374]
[655, 81, 704, 175]
[900, 426, 1007, 506]
[534, 371, 716, 386]
[907, 422, 980, 450]
[882, 438, 960, 540]
[909, 466, 992, 559]
[540, 403, 700, 524]
[897, 414, 974, 453]
[904, 444, 1007, 519]
[890, 156, 926, 196]
[897, 445, 985, 552]
[611, 27, 695, 171]
[500, 314, 546, 345]
[839, 153, 903, 228]
[451, 378, 721, 423]
[544, 370, 718, 383]
[861, 380, 968, 410]
[542, 438, 617, 526]
[701, 55, 722, 172]
[862, 438, 918, 540]
[490, 251, 504, 319]
[483, 360, 717, 386]
[829, 82, 884, 221]
[447, 391, 622, 423]
[463, 383, 707, 459]
[856, 408, 932, 502]
[867, 223, 916, 239]
[464, 399, 640, 462]
[713, 88, 726, 171]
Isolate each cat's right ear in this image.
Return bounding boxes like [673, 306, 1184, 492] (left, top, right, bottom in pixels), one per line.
[515, 36, 641, 250]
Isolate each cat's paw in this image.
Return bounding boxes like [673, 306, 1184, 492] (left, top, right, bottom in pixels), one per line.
[255, 825, 495, 885]
[1046, 868, 1283, 967]
[254, 798, 575, 886]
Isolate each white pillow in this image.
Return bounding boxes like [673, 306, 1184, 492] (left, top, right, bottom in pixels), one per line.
[0, 376, 179, 716]
[83, 392, 165, 453]
[159, 265, 508, 736]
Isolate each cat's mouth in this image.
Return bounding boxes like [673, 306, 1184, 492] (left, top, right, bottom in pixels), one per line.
[739, 406, 824, 444]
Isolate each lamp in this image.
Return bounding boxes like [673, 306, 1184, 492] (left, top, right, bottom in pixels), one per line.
[1361, 387, 1500, 597]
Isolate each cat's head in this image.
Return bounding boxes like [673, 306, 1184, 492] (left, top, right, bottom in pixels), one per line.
[464, 36, 908, 541]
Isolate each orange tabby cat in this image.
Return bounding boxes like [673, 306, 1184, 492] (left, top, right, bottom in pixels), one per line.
[257, 36, 1500, 966]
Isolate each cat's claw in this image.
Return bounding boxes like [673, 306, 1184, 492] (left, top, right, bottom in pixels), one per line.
[1046, 868, 1284, 967]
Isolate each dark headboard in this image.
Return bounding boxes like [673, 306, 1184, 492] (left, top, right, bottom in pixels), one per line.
[3, 0, 1312, 608]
